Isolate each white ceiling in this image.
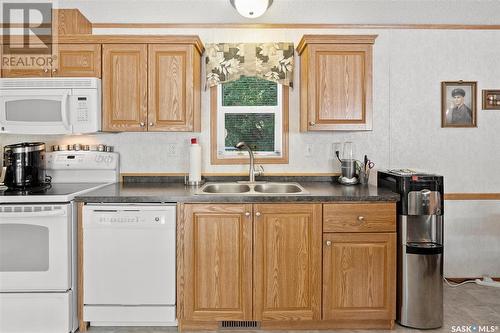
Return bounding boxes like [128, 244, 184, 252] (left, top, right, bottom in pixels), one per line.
[53, 0, 500, 25]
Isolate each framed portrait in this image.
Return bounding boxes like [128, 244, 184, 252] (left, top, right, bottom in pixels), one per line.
[441, 81, 477, 128]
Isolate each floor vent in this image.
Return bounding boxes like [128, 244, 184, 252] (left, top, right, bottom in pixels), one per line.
[220, 321, 260, 329]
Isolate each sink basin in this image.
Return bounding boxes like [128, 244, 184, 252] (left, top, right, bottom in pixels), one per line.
[254, 183, 304, 194]
[197, 182, 307, 195]
[201, 183, 251, 194]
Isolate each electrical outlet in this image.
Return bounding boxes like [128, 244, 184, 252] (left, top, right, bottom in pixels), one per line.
[166, 143, 178, 157]
[305, 144, 313, 157]
[332, 142, 342, 159]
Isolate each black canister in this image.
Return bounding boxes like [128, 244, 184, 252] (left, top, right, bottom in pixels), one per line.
[3, 142, 47, 189]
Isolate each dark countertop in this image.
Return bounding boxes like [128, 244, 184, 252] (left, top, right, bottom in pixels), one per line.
[75, 181, 399, 203]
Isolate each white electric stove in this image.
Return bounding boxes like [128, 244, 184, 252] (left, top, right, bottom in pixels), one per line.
[0, 150, 119, 333]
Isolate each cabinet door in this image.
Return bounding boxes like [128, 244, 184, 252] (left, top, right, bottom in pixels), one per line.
[181, 204, 253, 321]
[323, 233, 396, 320]
[148, 44, 200, 131]
[1, 46, 51, 78]
[305, 44, 373, 131]
[53, 44, 101, 77]
[253, 204, 322, 321]
[102, 44, 147, 131]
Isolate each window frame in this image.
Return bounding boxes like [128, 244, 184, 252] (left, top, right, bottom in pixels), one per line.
[210, 84, 289, 165]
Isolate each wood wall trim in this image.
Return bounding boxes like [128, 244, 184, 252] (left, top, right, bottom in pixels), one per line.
[7, 22, 500, 31]
[77, 202, 89, 332]
[444, 193, 500, 200]
[91, 23, 500, 30]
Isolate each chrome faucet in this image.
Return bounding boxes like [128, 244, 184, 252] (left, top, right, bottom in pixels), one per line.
[234, 141, 263, 183]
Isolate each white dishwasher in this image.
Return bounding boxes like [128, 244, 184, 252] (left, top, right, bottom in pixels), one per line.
[83, 204, 176, 326]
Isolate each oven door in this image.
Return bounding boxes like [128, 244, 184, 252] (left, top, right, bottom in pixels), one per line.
[0, 89, 72, 134]
[0, 204, 71, 291]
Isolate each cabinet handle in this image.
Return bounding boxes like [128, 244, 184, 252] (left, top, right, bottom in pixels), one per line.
[325, 240, 332, 246]
[52, 68, 57, 73]
[245, 212, 251, 217]
[357, 216, 365, 222]
[309, 121, 315, 126]
[255, 212, 261, 217]
[149, 122, 154, 127]
[140, 122, 145, 127]
[43, 68, 49, 73]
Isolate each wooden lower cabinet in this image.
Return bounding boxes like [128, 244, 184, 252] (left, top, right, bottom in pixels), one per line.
[253, 203, 322, 321]
[179, 204, 253, 321]
[323, 232, 396, 321]
[178, 202, 395, 330]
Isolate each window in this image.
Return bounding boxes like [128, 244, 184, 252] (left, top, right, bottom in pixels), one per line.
[211, 76, 289, 164]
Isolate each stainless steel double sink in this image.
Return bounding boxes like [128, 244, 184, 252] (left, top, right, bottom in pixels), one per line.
[196, 182, 308, 195]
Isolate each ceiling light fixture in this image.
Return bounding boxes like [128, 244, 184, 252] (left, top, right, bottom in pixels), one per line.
[230, 0, 273, 19]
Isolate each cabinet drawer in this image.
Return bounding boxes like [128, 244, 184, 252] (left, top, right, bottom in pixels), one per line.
[323, 203, 396, 232]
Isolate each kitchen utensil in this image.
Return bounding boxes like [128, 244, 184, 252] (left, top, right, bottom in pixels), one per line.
[341, 141, 355, 161]
[2, 142, 50, 189]
[337, 142, 360, 185]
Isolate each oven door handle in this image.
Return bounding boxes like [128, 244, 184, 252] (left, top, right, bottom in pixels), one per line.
[0, 210, 66, 218]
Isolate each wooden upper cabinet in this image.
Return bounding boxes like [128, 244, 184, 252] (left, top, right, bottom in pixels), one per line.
[148, 44, 200, 131]
[102, 44, 148, 132]
[101, 40, 202, 132]
[323, 232, 396, 321]
[2, 43, 100, 78]
[253, 203, 322, 321]
[297, 35, 377, 131]
[180, 204, 253, 321]
[53, 44, 101, 77]
[1, 45, 51, 77]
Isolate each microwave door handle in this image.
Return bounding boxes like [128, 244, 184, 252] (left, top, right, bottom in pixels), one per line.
[61, 93, 71, 131]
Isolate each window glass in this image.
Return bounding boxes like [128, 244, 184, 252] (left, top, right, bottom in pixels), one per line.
[0, 224, 49, 272]
[215, 76, 286, 162]
[6, 99, 62, 122]
[225, 113, 275, 152]
[222, 76, 278, 107]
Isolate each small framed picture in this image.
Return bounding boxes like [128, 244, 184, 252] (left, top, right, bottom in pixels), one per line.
[482, 90, 500, 110]
[441, 81, 477, 128]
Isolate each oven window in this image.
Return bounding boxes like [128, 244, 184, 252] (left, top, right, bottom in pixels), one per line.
[6, 99, 62, 122]
[0, 224, 49, 271]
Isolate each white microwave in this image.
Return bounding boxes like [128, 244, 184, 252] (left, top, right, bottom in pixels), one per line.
[0, 77, 101, 135]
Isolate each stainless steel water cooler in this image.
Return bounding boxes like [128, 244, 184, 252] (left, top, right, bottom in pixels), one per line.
[378, 170, 444, 329]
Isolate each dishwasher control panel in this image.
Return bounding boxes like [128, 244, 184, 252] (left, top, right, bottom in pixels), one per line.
[83, 204, 176, 228]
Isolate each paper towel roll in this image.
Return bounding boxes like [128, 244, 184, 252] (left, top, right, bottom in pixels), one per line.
[189, 138, 201, 182]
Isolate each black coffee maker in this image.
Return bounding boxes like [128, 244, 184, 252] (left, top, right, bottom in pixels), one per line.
[1, 142, 50, 189]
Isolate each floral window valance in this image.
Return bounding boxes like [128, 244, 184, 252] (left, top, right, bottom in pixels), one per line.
[205, 42, 294, 89]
